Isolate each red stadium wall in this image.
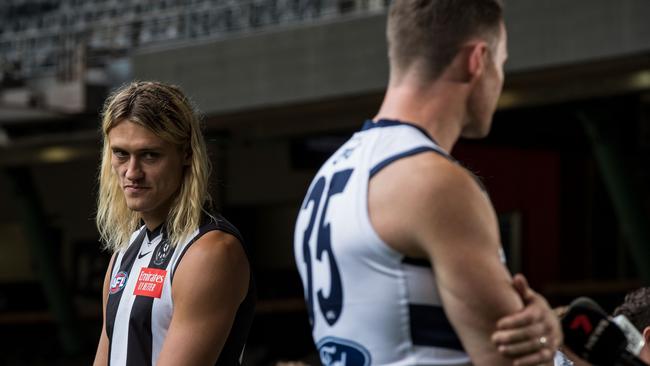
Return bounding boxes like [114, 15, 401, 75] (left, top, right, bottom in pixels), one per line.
[453, 143, 561, 290]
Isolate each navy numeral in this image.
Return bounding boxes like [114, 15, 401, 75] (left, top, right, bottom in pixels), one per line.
[301, 169, 353, 328]
[301, 178, 325, 328]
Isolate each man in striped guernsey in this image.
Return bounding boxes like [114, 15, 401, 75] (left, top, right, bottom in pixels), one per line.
[293, 1, 562, 365]
[93, 81, 255, 366]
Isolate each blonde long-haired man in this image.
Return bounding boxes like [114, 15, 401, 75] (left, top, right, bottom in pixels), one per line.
[294, 0, 561, 365]
[93, 81, 255, 366]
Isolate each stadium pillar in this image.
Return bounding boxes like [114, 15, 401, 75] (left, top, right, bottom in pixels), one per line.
[580, 111, 650, 285]
[3, 166, 82, 354]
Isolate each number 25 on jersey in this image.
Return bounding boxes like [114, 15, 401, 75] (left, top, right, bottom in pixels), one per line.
[299, 169, 353, 329]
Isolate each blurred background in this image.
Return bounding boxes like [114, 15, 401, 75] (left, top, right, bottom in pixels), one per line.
[0, 0, 649, 364]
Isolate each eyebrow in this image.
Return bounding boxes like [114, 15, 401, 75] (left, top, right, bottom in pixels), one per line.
[110, 145, 165, 153]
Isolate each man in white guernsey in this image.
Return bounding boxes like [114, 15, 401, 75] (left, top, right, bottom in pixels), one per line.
[293, 0, 563, 365]
[93, 81, 255, 366]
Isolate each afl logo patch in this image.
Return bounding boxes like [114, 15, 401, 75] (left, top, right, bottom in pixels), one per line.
[109, 271, 128, 294]
[153, 240, 171, 266]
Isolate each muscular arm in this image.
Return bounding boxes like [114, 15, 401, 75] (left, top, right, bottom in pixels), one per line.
[156, 231, 249, 366]
[93, 253, 116, 366]
[369, 153, 523, 366]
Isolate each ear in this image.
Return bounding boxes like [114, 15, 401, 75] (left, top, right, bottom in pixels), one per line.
[642, 327, 650, 363]
[467, 42, 488, 80]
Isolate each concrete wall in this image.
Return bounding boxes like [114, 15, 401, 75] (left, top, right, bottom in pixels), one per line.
[134, 14, 388, 115]
[505, 0, 650, 72]
[133, 0, 650, 115]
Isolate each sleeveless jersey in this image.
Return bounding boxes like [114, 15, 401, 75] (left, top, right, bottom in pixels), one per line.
[106, 213, 255, 366]
[294, 119, 473, 365]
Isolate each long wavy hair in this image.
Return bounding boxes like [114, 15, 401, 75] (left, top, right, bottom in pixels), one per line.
[96, 81, 212, 252]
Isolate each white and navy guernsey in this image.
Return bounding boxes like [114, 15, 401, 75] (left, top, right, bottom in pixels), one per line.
[106, 213, 255, 366]
[294, 119, 491, 365]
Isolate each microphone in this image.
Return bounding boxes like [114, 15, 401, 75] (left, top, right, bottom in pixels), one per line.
[561, 297, 648, 366]
[613, 314, 646, 356]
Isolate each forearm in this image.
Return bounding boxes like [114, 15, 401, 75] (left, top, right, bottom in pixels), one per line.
[437, 259, 523, 365]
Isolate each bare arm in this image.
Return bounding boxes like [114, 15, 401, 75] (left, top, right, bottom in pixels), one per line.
[369, 153, 524, 366]
[156, 231, 249, 366]
[93, 253, 116, 366]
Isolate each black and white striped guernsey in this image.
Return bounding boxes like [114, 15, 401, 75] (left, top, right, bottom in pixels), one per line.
[105, 213, 255, 366]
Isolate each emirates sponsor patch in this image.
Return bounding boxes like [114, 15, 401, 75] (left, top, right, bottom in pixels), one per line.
[133, 267, 167, 298]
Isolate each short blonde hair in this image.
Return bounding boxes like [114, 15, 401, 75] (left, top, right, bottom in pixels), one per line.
[96, 81, 212, 252]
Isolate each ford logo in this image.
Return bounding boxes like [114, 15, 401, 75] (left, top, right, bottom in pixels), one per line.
[316, 337, 371, 366]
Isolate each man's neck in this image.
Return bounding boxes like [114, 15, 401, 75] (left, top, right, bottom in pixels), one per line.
[141, 217, 165, 232]
[140, 209, 169, 232]
[139, 198, 175, 231]
[373, 77, 468, 153]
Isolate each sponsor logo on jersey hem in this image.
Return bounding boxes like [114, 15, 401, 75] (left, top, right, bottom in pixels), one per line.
[109, 271, 128, 294]
[316, 337, 371, 366]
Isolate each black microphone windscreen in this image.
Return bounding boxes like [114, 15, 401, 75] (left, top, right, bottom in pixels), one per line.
[561, 297, 628, 365]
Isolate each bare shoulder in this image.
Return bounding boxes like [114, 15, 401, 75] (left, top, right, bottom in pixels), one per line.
[182, 230, 248, 268]
[374, 151, 481, 200]
[407, 152, 481, 196]
[173, 230, 250, 304]
[369, 151, 494, 257]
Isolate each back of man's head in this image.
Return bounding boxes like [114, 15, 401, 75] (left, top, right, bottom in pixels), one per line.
[387, 0, 504, 82]
[613, 287, 650, 332]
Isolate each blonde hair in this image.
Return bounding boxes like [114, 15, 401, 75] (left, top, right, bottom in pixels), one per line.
[96, 81, 212, 252]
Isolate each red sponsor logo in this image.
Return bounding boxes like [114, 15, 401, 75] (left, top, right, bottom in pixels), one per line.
[133, 268, 167, 298]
